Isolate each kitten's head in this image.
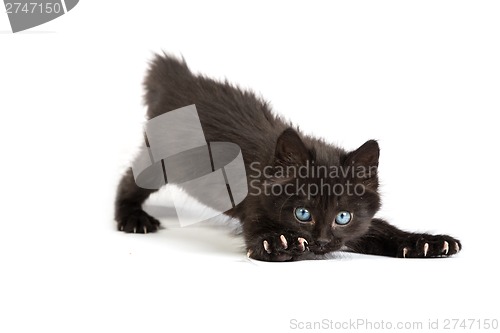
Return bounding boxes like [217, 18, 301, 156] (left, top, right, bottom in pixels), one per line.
[257, 128, 381, 255]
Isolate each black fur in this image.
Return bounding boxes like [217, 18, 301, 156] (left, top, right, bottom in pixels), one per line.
[115, 54, 461, 261]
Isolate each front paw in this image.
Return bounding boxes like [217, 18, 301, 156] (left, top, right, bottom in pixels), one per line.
[398, 234, 461, 258]
[247, 232, 309, 262]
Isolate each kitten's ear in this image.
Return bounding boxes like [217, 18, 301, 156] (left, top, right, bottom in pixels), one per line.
[345, 140, 380, 183]
[274, 128, 310, 166]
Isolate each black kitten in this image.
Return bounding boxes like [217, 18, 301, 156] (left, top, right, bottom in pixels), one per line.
[115, 54, 461, 261]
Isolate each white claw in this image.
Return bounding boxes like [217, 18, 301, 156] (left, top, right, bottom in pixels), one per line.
[119, 225, 123, 231]
[247, 249, 253, 258]
[454, 242, 460, 253]
[280, 235, 288, 249]
[443, 241, 449, 255]
[424, 243, 429, 257]
[403, 247, 408, 258]
[298, 237, 308, 252]
[263, 240, 271, 254]
[133, 227, 137, 234]
[143, 226, 148, 234]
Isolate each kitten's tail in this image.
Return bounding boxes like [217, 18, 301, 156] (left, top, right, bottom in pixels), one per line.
[143, 52, 194, 119]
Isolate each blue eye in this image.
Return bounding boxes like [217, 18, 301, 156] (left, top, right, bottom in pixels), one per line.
[335, 211, 352, 225]
[294, 207, 312, 223]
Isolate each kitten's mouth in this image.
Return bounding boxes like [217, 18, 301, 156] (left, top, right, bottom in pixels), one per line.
[309, 242, 342, 255]
[309, 246, 333, 255]
[312, 249, 330, 255]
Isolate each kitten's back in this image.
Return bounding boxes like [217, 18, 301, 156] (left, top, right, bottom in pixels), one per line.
[142, 54, 288, 164]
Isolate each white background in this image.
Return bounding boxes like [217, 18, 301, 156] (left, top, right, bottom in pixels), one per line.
[1, 1, 499, 332]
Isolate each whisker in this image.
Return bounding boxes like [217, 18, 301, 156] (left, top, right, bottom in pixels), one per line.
[278, 193, 294, 221]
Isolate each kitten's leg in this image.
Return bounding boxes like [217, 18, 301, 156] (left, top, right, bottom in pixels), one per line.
[114, 168, 161, 233]
[244, 220, 310, 262]
[346, 218, 462, 258]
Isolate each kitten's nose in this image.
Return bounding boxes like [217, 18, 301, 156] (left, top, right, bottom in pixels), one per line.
[316, 238, 330, 248]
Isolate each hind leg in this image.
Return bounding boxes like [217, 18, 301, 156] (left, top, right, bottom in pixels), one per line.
[115, 168, 161, 233]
